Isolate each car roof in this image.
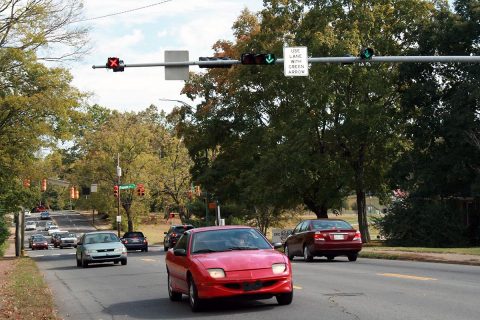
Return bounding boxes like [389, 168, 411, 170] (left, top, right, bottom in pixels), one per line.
[187, 225, 253, 234]
[83, 231, 117, 235]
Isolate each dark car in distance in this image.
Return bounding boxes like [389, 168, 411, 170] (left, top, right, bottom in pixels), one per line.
[164, 224, 194, 251]
[121, 231, 148, 252]
[284, 219, 362, 262]
[40, 211, 50, 220]
[31, 236, 49, 250]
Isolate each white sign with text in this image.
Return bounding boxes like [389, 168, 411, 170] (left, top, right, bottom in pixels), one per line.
[272, 228, 293, 243]
[283, 47, 309, 77]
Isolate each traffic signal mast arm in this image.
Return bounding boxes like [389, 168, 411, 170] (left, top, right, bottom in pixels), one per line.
[93, 55, 480, 70]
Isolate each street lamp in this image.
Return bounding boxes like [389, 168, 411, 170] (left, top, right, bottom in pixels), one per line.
[158, 98, 193, 109]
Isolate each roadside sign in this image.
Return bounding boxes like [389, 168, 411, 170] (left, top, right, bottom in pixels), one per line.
[272, 228, 293, 243]
[90, 184, 98, 193]
[165, 50, 189, 80]
[283, 47, 309, 77]
[119, 184, 136, 190]
[116, 215, 122, 222]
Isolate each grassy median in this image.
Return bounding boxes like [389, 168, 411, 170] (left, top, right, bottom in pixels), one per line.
[0, 257, 59, 320]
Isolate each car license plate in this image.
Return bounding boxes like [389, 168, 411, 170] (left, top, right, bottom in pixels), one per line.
[242, 281, 262, 291]
[333, 234, 344, 240]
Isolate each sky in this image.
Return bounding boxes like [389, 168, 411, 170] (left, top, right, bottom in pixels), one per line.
[67, 0, 265, 114]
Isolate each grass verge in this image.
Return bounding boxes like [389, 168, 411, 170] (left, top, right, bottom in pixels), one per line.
[363, 246, 480, 256]
[0, 257, 59, 320]
[0, 240, 7, 257]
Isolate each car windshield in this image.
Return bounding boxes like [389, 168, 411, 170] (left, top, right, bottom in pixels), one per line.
[173, 226, 194, 233]
[84, 233, 119, 244]
[33, 238, 46, 242]
[311, 220, 353, 230]
[61, 233, 76, 238]
[124, 232, 144, 238]
[191, 228, 272, 254]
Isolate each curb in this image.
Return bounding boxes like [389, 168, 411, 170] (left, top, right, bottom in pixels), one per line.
[359, 251, 480, 266]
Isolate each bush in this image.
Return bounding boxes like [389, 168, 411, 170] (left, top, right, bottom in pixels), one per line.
[374, 198, 469, 247]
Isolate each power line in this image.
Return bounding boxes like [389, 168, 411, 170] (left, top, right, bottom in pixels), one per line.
[71, 0, 174, 24]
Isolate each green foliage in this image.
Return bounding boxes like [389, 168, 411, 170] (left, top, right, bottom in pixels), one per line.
[374, 198, 469, 247]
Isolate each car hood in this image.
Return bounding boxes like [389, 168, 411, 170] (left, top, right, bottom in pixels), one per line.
[194, 249, 286, 271]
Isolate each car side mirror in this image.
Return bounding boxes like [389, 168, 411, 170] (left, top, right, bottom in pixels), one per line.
[272, 242, 283, 249]
[173, 248, 186, 256]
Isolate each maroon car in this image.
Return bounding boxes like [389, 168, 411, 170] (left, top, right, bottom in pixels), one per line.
[284, 219, 362, 262]
[31, 236, 49, 250]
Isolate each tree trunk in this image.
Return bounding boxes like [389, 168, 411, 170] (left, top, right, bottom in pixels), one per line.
[304, 198, 329, 218]
[353, 145, 371, 243]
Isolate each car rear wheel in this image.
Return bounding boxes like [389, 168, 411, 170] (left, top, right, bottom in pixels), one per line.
[347, 253, 358, 262]
[303, 245, 313, 262]
[163, 245, 168, 252]
[188, 276, 203, 312]
[144, 247, 148, 252]
[168, 273, 182, 301]
[284, 245, 294, 261]
[326, 255, 334, 261]
[276, 291, 293, 305]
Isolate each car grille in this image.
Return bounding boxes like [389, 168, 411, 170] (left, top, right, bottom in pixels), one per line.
[96, 249, 115, 252]
[223, 280, 278, 291]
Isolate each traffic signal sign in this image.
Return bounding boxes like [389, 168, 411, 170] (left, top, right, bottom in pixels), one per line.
[199, 56, 233, 68]
[113, 185, 119, 198]
[106, 57, 125, 72]
[359, 48, 374, 60]
[241, 53, 276, 65]
[41, 179, 47, 192]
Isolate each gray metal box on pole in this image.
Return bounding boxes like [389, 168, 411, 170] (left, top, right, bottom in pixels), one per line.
[165, 50, 189, 80]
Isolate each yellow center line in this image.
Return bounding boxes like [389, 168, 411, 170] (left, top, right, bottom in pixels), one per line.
[293, 285, 303, 289]
[141, 258, 157, 262]
[378, 273, 437, 281]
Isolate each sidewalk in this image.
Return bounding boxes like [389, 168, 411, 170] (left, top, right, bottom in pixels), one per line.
[361, 247, 480, 266]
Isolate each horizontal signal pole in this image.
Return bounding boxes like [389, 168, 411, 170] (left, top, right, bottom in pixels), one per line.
[93, 55, 480, 70]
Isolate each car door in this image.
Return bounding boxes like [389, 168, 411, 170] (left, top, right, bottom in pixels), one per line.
[168, 233, 190, 293]
[287, 222, 305, 255]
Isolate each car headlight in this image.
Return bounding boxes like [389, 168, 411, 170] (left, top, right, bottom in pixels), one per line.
[85, 249, 96, 254]
[114, 247, 125, 253]
[207, 268, 226, 279]
[272, 263, 287, 274]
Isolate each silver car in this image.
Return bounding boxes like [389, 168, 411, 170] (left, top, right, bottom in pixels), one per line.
[76, 231, 127, 268]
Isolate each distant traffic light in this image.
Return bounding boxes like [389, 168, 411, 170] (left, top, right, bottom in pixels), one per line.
[70, 186, 75, 199]
[359, 48, 374, 60]
[41, 179, 47, 192]
[195, 185, 201, 197]
[75, 189, 80, 200]
[113, 185, 119, 198]
[106, 57, 125, 72]
[241, 53, 276, 65]
[198, 56, 233, 68]
[23, 179, 30, 188]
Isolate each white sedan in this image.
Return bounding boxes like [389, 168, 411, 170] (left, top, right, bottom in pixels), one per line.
[47, 226, 60, 235]
[25, 221, 36, 231]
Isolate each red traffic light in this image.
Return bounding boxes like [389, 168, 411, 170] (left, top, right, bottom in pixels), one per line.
[41, 178, 47, 192]
[107, 57, 119, 68]
[136, 183, 145, 196]
[113, 185, 119, 197]
[106, 57, 125, 72]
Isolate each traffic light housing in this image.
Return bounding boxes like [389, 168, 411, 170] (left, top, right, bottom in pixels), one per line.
[41, 179, 47, 192]
[70, 186, 75, 199]
[137, 184, 145, 196]
[106, 57, 125, 72]
[23, 179, 30, 188]
[113, 185, 119, 198]
[359, 48, 374, 60]
[75, 189, 80, 199]
[241, 53, 276, 65]
[199, 56, 233, 68]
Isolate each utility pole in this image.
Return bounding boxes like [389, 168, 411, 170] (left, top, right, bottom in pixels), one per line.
[116, 153, 122, 237]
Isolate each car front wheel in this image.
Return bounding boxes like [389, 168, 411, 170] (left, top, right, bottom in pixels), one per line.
[81, 255, 89, 268]
[121, 259, 127, 266]
[284, 245, 294, 261]
[188, 276, 203, 312]
[276, 291, 293, 305]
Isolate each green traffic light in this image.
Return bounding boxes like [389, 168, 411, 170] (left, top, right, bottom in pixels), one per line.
[265, 54, 276, 65]
[360, 48, 374, 60]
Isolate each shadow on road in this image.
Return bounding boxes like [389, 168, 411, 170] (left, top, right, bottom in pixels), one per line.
[104, 297, 278, 319]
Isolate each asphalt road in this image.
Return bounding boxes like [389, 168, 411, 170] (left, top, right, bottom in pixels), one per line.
[24, 211, 480, 320]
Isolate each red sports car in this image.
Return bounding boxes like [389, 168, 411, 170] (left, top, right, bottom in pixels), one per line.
[165, 226, 293, 311]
